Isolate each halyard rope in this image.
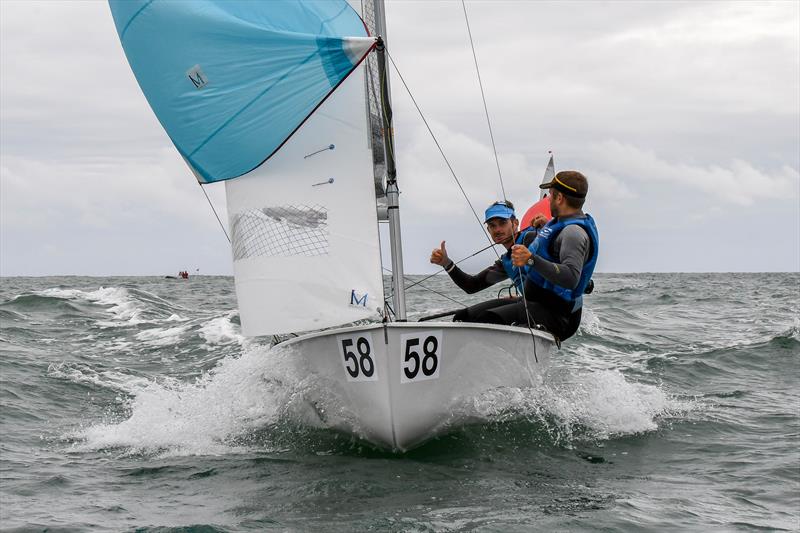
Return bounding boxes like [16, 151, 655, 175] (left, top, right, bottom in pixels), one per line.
[385, 48, 500, 260]
[461, 0, 507, 202]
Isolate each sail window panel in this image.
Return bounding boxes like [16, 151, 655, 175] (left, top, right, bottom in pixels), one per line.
[231, 205, 330, 260]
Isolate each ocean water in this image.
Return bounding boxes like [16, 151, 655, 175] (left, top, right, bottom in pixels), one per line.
[0, 273, 797, 532]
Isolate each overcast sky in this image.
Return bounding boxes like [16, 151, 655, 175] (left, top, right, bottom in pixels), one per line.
[1, 0, 798, 276]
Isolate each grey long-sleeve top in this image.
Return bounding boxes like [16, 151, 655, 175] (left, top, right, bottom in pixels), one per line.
[526, 214, 591, 289]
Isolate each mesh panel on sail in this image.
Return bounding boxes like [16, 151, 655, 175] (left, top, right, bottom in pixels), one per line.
[231, 205, 329, 260]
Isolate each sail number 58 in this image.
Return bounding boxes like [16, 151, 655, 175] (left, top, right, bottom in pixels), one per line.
[400, 331, 443, 383]
[338, 333, 378, 382]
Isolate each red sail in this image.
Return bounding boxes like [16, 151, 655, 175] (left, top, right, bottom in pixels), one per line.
[520, 196, 552, 230]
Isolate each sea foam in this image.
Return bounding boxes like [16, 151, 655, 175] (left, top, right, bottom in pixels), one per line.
[76, 343, 298, 456]
[467, 368, 694, 445]
[37, 286, 146, 325]
[198, 311, 244, 346]
[75, 341, 693, 457]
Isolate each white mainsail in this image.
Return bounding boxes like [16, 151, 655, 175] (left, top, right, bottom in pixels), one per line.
[108, 0, 384, 337]
[225, 66, 384, 336]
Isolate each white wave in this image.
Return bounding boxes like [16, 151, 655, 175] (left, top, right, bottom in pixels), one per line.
[134, 325, 190, 347]
[577, 307, 603, 336]
[47, 361, 151, 395]
[544, 369, 689, 438]
[603, 280, 649, 293]
[74, 339, 694, 455]
[37, 286, 146, 325]
[468, 369, 694, 443]
[198, 312, 244, 346]
[76, 344, 299, 456]
[787, 317, 800, 341]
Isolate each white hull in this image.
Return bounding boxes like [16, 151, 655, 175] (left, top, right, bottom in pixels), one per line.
[281, 321, 555, 451]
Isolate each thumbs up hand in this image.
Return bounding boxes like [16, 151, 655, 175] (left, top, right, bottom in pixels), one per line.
[430, 240, 451, 267]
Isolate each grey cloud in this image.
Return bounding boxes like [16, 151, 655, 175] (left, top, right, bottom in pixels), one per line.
[1, 0, 798, 275]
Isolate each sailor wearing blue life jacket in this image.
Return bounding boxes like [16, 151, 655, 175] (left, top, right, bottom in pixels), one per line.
[510, 170, 599, 341]
[429, 200, 546, 323]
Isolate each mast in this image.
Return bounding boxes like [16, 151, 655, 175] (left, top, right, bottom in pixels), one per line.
[376, 36, 407, 321]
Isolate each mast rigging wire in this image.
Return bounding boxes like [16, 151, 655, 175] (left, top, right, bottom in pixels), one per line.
[460, 6, 540, 357]
[385, 49, 500, 260]
[517, 265, 539, 363]
[461, 0, 507, 201]
[198, 182, 231, 243]
[402, 240, 500, 292]
[383, 267, 466, 308]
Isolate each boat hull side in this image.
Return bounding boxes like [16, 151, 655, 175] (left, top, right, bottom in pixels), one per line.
[281, 322, 555, 451]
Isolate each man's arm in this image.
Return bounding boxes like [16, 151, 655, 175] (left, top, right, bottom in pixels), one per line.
[510, 225, 589, 289]
[528, 225, 589, 288]
[431, 240, 509, 294]
[445, 260, 508, 294]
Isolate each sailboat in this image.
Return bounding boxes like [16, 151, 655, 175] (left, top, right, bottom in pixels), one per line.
[108, 0, 556, 451]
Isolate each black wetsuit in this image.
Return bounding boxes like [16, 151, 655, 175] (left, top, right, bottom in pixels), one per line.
[445, 231, 536, 323]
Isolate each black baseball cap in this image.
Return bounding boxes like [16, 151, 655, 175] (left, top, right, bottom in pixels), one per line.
[540, 170, 588, 199]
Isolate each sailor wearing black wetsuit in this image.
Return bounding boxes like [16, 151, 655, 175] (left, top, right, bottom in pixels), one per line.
[429, 201, 544, 323]
[510, 170, 599, 341]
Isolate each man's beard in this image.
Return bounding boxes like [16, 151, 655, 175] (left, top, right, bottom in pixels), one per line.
[549, 197, 559, 218]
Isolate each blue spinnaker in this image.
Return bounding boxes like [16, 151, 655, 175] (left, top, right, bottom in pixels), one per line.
[109, 0, 375, 183]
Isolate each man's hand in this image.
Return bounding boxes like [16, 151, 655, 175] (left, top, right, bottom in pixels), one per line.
[531, 214, 548, 229]
[511, 244, 532, 267]
[430, 241, 451, 267]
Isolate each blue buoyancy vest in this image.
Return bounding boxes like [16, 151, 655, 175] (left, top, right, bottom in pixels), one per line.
[501, 227, 537, 293]
[525, 214, 599, 311]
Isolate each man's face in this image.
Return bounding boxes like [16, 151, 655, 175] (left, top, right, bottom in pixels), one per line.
[549, 190, 560, 217]
[486, 217, 517, 247]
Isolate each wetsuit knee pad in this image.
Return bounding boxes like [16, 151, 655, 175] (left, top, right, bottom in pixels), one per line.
[475, 309, 506, 325]
[478, 301, 525, 326]
[452, 308, 472, 322]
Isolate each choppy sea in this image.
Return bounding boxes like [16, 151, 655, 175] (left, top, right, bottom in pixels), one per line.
[0, 273, 798, 532]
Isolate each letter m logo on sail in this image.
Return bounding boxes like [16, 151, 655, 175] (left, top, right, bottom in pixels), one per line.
[350, 290, 368, 307]
[186, 64, 208, 89]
